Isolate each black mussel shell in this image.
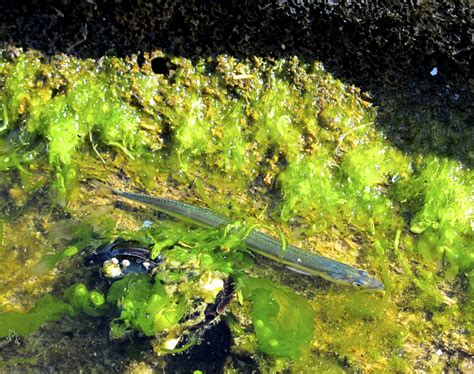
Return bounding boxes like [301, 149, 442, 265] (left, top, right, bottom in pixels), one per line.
[165, 320, 232, 374]
[83, 239, 162, 278]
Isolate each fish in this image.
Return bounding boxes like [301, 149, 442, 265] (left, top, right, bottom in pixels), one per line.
[109, 188, 384, 291]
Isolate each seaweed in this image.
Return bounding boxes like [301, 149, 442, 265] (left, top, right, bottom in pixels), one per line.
[0, 48, 472, 372]
[237, 275, 314, 359]
[0, 296, 73, 338]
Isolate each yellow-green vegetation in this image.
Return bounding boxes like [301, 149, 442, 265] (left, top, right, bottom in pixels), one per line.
[0, 48, 472, 372]
[0, 295, 72, 337]
[0, 219, 314, 360]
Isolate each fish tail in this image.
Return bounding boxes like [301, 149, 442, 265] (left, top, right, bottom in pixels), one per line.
[88, 179, 119, 196]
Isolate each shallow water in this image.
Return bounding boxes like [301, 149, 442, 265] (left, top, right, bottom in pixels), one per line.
[0, 49, 472, 373]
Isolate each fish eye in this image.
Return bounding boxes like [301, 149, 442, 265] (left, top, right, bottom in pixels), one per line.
[352, 280, 365, 287]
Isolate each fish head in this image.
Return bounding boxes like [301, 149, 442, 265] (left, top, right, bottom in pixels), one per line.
[348, 269, 385, 291]
[326, 267, 384, 291]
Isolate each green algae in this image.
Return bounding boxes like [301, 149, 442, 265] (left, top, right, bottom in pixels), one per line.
[0, 283, 108, 338]
[400, 157, 473, 276]
[237, 275, 314, 359]
[1, 53, 147, 201]
[0, 50, 379, 201]
[64, 283, 109, 318]
[0, 219, 315, 362]
[31, 245, 78, 275]
[278, 153, 344, 222]
[0, 48, 472, 372]
[0, 295, 72, 338]
[107, 273, 185, 337]
[104, 222, 249, 341]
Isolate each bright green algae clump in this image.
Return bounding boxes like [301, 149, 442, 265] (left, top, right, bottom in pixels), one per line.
[0, 48, 473, 371]
[1, 51, 153, 201]
[398, 157, 473, 275]
[237, 275, 314, 359]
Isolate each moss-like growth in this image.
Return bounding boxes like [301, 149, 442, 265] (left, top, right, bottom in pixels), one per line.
[0, 48, 472, 372]
[0, 218, 318, 365]
[399, 157, 473, 277]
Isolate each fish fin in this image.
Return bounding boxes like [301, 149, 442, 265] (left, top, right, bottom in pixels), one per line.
[286, 266, 312, 276]
[88, 179, 113, 193]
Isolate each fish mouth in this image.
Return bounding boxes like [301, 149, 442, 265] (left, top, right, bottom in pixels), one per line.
[349, 273, 384, 291]
[370, 281, 385, 291]
[362, 278, 385, 291]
